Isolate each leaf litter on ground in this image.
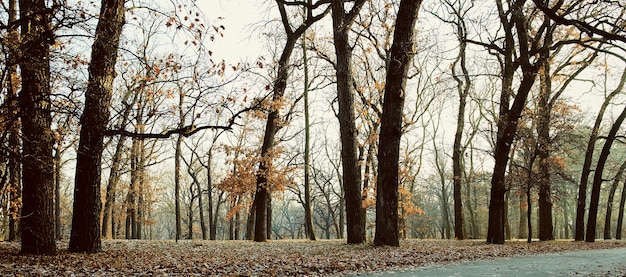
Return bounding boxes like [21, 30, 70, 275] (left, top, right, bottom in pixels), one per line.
[1, 239, 625, 276]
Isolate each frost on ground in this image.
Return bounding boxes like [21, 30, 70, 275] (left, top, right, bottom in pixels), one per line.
[0, 239, 625, 276]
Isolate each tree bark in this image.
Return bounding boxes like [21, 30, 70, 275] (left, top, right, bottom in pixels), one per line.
[254, 0, 328, 242]
[18, 0, 57, 255]
[616, 177, 626, 239]
[69, 0, 125, 253]
[302, 28, 316, 241]
[331, 0, 367, 244]
[374, 0, 422, 246]
[604, 161, 626, 239]
[536, 28, 554, 241]
[451, 18, 470, 241]
[575, 68, 626, 241]
[586, 105, 626, 242]
[6, 0, 21, 243]
[487, 0, 544, 244]
[102, 91, 136, 239]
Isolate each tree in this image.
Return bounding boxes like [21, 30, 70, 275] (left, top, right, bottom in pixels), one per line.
[373, 0, 422, 247]
[4, 0, 21, 242]
[586, 105, 626, 242]
[18, 0, 57, 255]
[331, 0, 367, 244]
[69, 0, 125, 253]
[433, 0, 474, 240]
[574, 67, 626, 240]
[253, 0, 329, 242]
[604, 160, 626, 239]
[302, 25, 316, 241]
[486, 0, 551, 244]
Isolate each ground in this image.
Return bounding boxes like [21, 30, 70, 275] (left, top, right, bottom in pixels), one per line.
[0, 239, 625, 276]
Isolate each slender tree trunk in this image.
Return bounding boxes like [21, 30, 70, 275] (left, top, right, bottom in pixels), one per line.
[18, 0, 57, 255]
[451, 8, 471, 240]
[175, 95, 184, 242]
[102, 91, 136, 239]
[537, 37, 554, 241]
[527, 183, 532, 243]
[125, 138, 139, 239]
[197, 176, 207, 240]
[213, 191, 223, 239]
[604, 161, 626, 239]
[6, 0, 21, 243]
[102, 134, 127, 238]
[586, 105, 626, 242]
[616, 179, 626, 239]
[188, 183, 194, 239]
[54, 142, 62, 240]
[302, 28, 316, 241]
[575, 68, 626, 241]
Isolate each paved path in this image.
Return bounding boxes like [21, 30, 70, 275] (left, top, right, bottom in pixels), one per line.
[360, 247, 626, 276]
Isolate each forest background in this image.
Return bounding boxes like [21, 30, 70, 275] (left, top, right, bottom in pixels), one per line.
[0, 0, 625, 256]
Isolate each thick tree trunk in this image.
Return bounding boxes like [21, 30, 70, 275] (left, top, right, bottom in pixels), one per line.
[18, 0, 57, 255]
[69, 0, 125, 253]
[374, 0, 421, 246]
[331, 0, 367, 244]
[586, 105, 626, 242]
[487, 0, 543, 244]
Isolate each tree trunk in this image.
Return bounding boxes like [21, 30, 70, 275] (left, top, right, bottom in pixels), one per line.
[518, 190, 528, 239]
[331, 0, 367, 244]
[374, 0, 421, 246]
[188, 182, 194, 239]
[302, 29, 316, 241]
[174, 81, 189, 242]
[586, 105, 626, 242]
[6, 0, 21, 243]
[125, 138, 139, 239]
[604, 161, 626, 239]
[102, 134, 128, 238]
[575, 68, 626, 241]
[196, 175, 207, 240]
[487, 0, 543, 244]
[527, 184, 532, 243]
[69, 0, 125, 253]
[615, 179, 626, 239]
[102, 91, 137, 238]
[253, 0, 324, 241]
[537, 36, 554, 241]
[54, 142, 62, 240]
[450, 5, 471, 241]
[18, 0, 57, 255]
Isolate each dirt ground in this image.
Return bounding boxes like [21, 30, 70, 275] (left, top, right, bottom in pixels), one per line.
[1, 239, 626, 276]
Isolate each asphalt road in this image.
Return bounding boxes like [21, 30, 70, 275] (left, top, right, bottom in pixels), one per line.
[360, 247, 626, 276]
